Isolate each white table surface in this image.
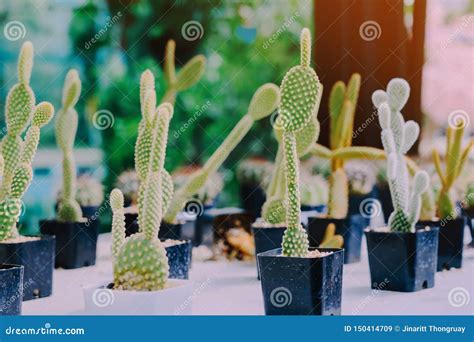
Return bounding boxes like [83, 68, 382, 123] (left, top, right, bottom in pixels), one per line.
[22, 231, 473, 315]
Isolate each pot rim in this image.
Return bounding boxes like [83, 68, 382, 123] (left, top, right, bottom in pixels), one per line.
[0, 263, 24, 271]
[0, 234, 55, 246]
[364, 226, 439, 234]
[84, 279, 193, 296]
[257, 247, 343, 260]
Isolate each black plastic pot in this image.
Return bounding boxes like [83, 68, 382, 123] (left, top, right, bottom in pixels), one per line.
[365, 227, 438, 292]
[193, 205, 215, 246]
[348, 190, 375, 227]
[374, 185, 393, 223]
[240, 183, 266, 218]
[258, 247, 343, 315]
[124, 214, 183, 241]
[418, 217, 466, 271]
[164, 240, 192, 279]
[0, 235, 55, 300]
[124, 212, 139, 236]
[461, 208, 474, 247]
[307, 214, 366, 264]
[40, 219, 98, 269]
[0, 264, 23, 315]
[80, 205, 100, 220]
[252, 224, 286, 279]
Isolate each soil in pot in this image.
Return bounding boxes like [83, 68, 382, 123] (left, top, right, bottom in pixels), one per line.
[83, 279, 194, 315]
[365, 226, 439, 292]
[0, 264, 23, 315]
[163, 239, 192, 279]
[418, 217, 466, 271]
[258, 247, 344, 315]
[307, 215, 366, 264]
[0, 235, 55, 300]
[40, 219, 98, 269]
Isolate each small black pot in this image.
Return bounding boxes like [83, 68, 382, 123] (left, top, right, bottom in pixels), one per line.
[164, 240, 192, 279]
[365, 227, 438, 292]
[258, 247, 344, 315]
[348, 190, 375, 227]
[80, 205, 100, 220]
[307, 214, 366, 264]
[0, 235, 55, 300]
[419, 217, 466, 271]
[40, 219, 98, 269]
[124, 214, 183, 241]
[124, 212, 139, 236]
[240, 183, 266, 218]
[193, 205, 215, 246]
[461, 207, 474, 247]
[0, 264, 24, 315]
[374, 185, 393, 223]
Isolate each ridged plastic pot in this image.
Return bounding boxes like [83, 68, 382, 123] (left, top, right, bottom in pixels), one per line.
[83, 280, 194, 315]
[365, 227, 439, 292]
[252, 224, 286, 280]
[0, 264, 23, 315]
[165, 240, 192, 279]
[258, 247, 344, 315]
[418, 217, 466, 271]
[240, 183, 266, 218]
[307, 214, 366, 264]
[0, 235, 55, 300]
[40, 219, 98, 269]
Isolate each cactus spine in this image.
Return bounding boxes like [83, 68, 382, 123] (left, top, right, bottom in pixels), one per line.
[374, 78, 429, 232]
[164, 83, 280, 223]
[112, 71, 172, 291]
[432, 123, 473, 219]
[56, 70, 83, 222]
[0, 42, 54, 241]
[162, 40, 206, 105]
[278, 28, 323, 257]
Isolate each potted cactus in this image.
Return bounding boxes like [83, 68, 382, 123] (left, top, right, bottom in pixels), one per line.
[258, 28, 344, 315]
[300, 170, 328, 215]
[236, 157, 273, 217]
[39, 70, 99, 269]
[83, 96, 193, 314]
[0, 42, 55, 300]
[418, 123, 472, 271]
[120, 40, 205, 240]
[345, 160, 376, 222]
[365, 78, 438, 292]
[73, 174, 104, 219]
[0, 264, 24, 315]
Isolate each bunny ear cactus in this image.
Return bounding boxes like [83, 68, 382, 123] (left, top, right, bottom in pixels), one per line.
[432, 122, 473, 219]
[0, 42, 55, 241]
[164, 83, 280, 223]
[374, 78, 429, 232]
[56, 69, 83, 222]
[162, 40, 206, 105]
[112, 70, 172, 291]
[278, 28, 323, 257]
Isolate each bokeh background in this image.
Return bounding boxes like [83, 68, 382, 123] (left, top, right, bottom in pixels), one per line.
[0, 0, 472, 233]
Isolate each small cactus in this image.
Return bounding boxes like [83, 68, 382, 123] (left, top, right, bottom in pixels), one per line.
[432, 123, 473, 219]
[111, 71, 172, 291]
[164, 83, 280, 223]
[279, 28, 323, 257]
[0, 42, 54, 241]
[374, 78, 429, 232]
[56, 70, 83, 222]
[319, 223, 343, 248]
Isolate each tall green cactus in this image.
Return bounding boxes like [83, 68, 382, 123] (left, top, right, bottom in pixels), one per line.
[56, 70, 83, 222]
[374, 78, 429, 232]
[162, 40, 206, 105]
[111, 71, 172, 291]
[164, 83, 280, 223]
[278, 28, 323, 257]
[432, 123, 472, 219]
[0, 42, 55, 241]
